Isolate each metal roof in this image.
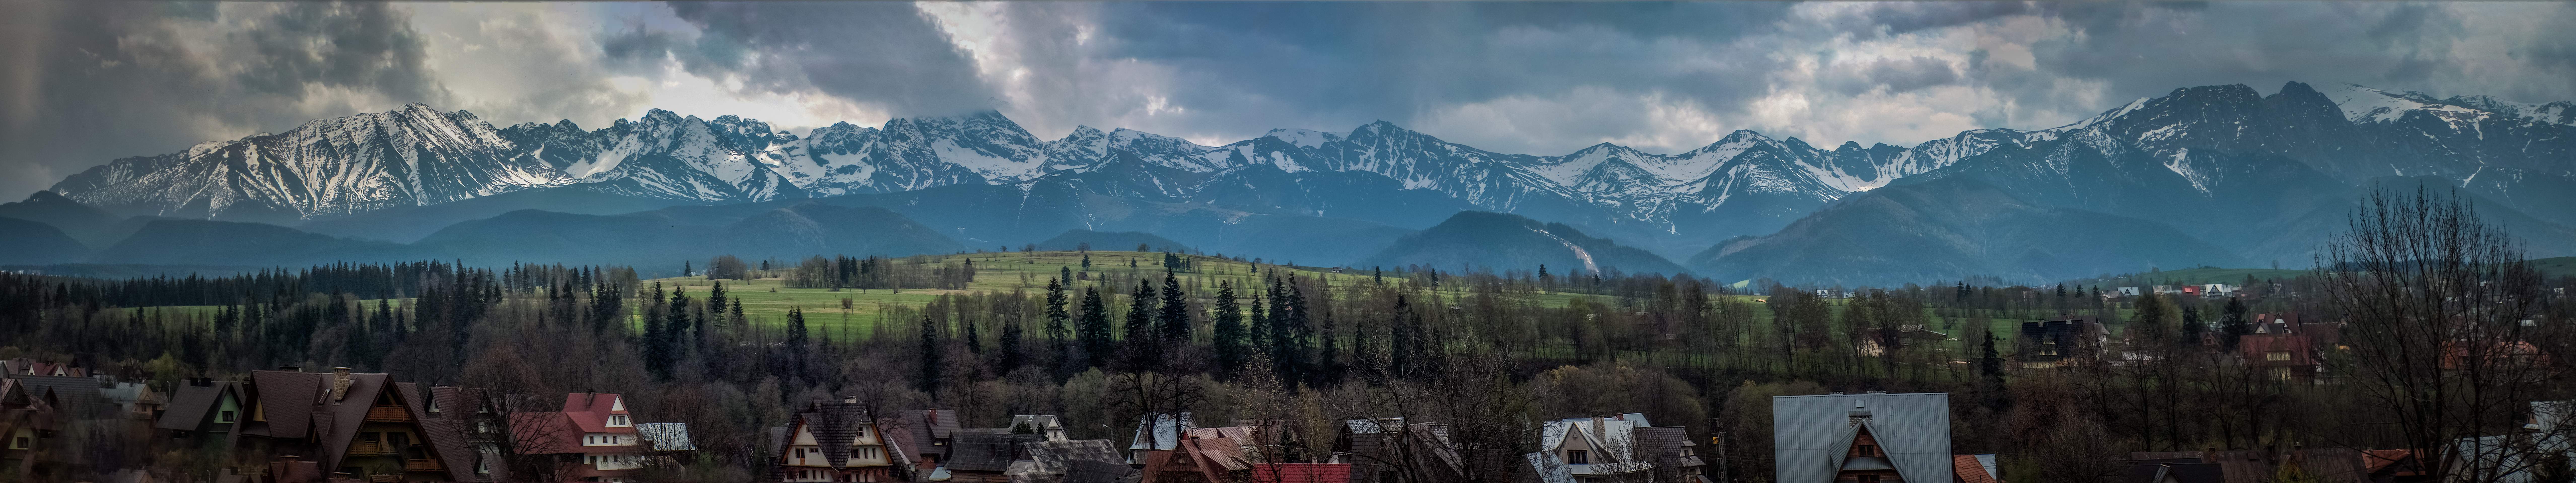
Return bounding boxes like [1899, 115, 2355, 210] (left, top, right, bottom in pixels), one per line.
[1773, 392, 1950, 483]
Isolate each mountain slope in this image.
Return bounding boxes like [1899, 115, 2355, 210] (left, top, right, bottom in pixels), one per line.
[1692, 177, 2246, 286]
[1034, 230, 1190, 253]
[89, 220, 408, 266]
[1360, 211, 1685, 275]
[0, 191, 124, 246]
[0, 217, 91, 265]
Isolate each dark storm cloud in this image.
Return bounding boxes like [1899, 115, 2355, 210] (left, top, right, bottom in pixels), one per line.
[0, 2, 447, 201]
[604, 2, 997, 117]
[6, 1, 2574, 200]
[1049, 2, 1794, 147]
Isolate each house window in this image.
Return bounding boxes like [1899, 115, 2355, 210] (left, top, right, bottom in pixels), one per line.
[2272, 367, 2294, 381]
[2266, 351, 2292, 361]
[217, 410, 236, 423]
[856, 426, 866, 438]
[1859, 474, 1882, 483]
[1856, 444, 1877, 457]
[610, 415, 629, 426]
[1566, 450, 1590, 465]
[795, 447, 807, 460]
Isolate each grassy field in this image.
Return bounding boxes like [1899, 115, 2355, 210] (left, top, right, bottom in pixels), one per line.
[651, 251, 1628, 330]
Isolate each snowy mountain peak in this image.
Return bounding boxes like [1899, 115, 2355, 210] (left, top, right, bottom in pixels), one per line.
[1261, 128, 1340, 149]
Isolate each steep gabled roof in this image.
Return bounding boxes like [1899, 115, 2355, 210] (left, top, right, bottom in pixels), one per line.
[787, 400, 881, 469]
[948, 432, 1045, 473]
[155, 380, 244, 431]
[1026, 439, 1123, 474]
[15, 375, 112, 420]
[1773, 392, 1952, 483]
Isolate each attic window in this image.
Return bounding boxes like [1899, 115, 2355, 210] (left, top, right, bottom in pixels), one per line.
[1860, 475, 1882, 483]
[217, 410, 236, 423]
[2267, 351, 2292, 361]
[1566, 450, 1590, 465]
[1856, 444, 1877, 457]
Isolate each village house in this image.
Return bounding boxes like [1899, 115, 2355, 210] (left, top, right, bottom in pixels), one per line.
[896, 408, 964, 467]
[224, 366, 479, 482]
[942, 430, 1046, 483]
[1524, 413, 1708, 483]
[2018, 315, 2108, 369]
[155, 377, 250, 464]
[1334, 418, 1469, 483]
[2446, 400, 2576, 483]
[1773, 391, 1950, 483]
[1138, 426, 1258, 483]
[0, 379, 68, 479]
[1022, 439, 1134, 483]
[776, 398, 912, 482]
[511, 393, 650, 483]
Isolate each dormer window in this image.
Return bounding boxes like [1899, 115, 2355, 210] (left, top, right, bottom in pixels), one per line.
[1565, 450, 1590, 465]
[610, 415, 630, 427]
[217, 410, 236, 423]
[1856, 444, 1877, 457]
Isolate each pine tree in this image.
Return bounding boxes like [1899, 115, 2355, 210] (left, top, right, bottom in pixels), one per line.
[1211, 281, 1244, 376]
[919, 313, 942, 394]
[2181, 305, 2206, 345]
[1045, 277, 1071, 358]
[683, 261, 692, 277]
[786, 308, 810, 381]
[1081, 254, 1092, 271]
[2220, 297, 2251, 349]
[1125, 278, 1159, 371]
[999, 318, 1024, 372]
[1249, 290, 1271, 360]
[1158, 270, 1190, 343]
[965, 316, 983, 354]
[1079, 287, 1112, 368]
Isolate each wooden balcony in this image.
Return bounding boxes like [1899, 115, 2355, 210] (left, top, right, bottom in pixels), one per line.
[365, 405, 412, 422]
[348, 441, 395, 456]
[405, 457, 444, 472]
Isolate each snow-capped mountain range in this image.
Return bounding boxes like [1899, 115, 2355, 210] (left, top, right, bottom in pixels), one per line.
[46, 82, 2576, 261]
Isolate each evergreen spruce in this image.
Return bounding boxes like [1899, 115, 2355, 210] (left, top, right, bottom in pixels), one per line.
[1125, 278, 1159, 371]
[1158, 270, 1190, 343]
[1045, 277, 1071, 359]
[999, 318, 1024, 372]
[1211, 281, 1244, 376]
[1079, 287, 1112, 368]
[2220, 297, 2251, 349]
[918, 313, 942, 394]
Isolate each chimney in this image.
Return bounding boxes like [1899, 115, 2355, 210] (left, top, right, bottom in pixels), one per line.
[2202, 447, 2218, 463]
[330, 367, 354, 402]
[1591, 416, 1607, 446]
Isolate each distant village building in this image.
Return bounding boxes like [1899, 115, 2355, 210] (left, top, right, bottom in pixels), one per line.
[1773, 391, 1951, 483]
[2018, 315, 2108, 369]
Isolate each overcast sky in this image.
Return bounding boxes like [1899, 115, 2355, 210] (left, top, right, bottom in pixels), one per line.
[4, 1, 2572, 200]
